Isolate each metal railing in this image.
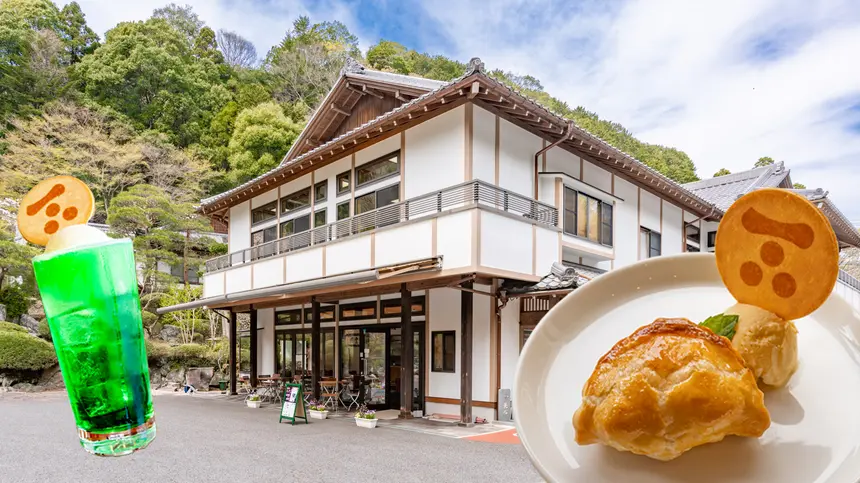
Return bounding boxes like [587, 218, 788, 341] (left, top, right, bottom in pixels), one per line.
[838, 269, 860, 293]
[204, 180, 558, 273]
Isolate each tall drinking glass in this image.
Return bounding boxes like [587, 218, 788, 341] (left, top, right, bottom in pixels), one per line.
[33, 238, 155, 456]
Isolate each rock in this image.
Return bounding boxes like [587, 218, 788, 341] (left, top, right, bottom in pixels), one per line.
[186, 367, 213, 391]
[19, 314, 39, 335]
[209, 370, 226, 388]
[12, 382, 38, 392]
[159, 325, 181, 344]
[38, 366, 65, 390]
[0, 304, 6, 322]
[166, 366, 186, 385]
[149, 371, 164, 388]
[0, 373, 16, 387]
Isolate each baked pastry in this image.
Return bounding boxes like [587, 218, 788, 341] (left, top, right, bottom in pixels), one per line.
[573, 318, 771, 461]
[724, 303, 798, 387]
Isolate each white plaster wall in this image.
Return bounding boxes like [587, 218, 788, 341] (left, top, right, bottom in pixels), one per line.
[312, 155, 351, 229]
[545, 148, 580, 178]
[405, 106, 464, 199]
[229, 201, 250, 252]
[225, 265, 252, 293]
[374, 220, 433, 266]
[428, 288, 460, 399]
[472, 283, 491, 403]
[472, 106, 496, 184]
[481, 211, 533, 275]
[278, 172, 312, 199]
[258, 308, 275, 375]
[499, 298, 519, 393]
[203, 273, 224, 298]
[250, 187, 278, 209]
[582, 160, 612, 193]
[561, 234, 614, 260]
[498, 118, 541, 198]
[252, 257, 285, 288]
[436, 211, 472, 269]
[662, 201, 683, 256]
[535, 227, 559, 274]
[326, 235, 371, 275]
[639, 190, 661, 233]
[611, 178, 639, 268]
[285, 248, 323, 283]
[355, 133, 400, 166]
[538, 176, 556, 206]
[425, 402, 459, 418]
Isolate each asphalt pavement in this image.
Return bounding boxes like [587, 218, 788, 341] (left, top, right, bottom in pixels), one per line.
[0, 391, 540, 483]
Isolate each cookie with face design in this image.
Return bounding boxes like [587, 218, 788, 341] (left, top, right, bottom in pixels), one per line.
[17, 176, 95, 246]
[715, 188, 838, 321]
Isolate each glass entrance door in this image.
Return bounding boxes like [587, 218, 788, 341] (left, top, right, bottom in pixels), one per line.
[363, 329, 387, 407]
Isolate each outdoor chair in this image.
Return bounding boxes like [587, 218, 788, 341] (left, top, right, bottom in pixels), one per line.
[340, 379, 361, 411]
[320, 380, 339, 412]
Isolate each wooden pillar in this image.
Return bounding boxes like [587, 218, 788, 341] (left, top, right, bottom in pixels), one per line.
[228, 311, 237, 395]
[460, 281, 474, 427]
[311, 297, 321, 400]
[249, 310, 258, 388]
[399, 284, 414, 419]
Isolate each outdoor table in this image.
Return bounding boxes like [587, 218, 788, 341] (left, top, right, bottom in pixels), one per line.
[319, 380, 339, 411]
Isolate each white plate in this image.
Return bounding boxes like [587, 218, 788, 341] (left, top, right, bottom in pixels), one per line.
[514, 253, 860, 483]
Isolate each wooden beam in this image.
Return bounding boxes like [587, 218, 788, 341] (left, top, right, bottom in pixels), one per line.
[399, 284, 414, 419]
[228, 311, 237, 395]
[395, 89, 408, 102]
[346, 85, 367, 97]
[311, 297, 321, 400]
[360, 84, 384, 98]
[249, 310, 258, 387]
[460, 281, 474, 427]
[330, 104, 350, 116]
[468, 81, 480, 99]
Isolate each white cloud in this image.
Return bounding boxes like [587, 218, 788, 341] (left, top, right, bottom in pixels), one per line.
[61, 0, 860, 221]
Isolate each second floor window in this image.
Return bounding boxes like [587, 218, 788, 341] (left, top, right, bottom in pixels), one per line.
[355, 183, 400, 215]
[563, 187, 613, 246]
[281, 214, 310, 237]
[685, 223, 700, 244]
[356, 151, 400, 187]
[707, 231, 716, 248]
[314, 209, 326, 228]
[252, 225, 277, 246]
[337, 201, 350, 220]
[640, 227, 661, 259]
[251, 201, 277, 225]
[314, 181, 327, 202]
[281, 187, 310, 214]
[337, 171, 351, 195]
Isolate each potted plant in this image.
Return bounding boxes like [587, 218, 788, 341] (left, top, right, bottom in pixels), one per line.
[246, 394, 261, 408]
[308, 401, 329, 420]
[354, 404, 377, 428]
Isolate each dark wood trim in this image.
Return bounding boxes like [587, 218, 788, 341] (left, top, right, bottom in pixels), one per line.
[460, 281, 474, 427]
[229, 311, 237, 395]
[399, 284, 414, 418]
[249, 310, 258, 387]
[311, 298, 321, 399]
[426, 396, 495, 409]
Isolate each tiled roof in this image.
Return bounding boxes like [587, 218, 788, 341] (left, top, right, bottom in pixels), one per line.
[501, 262, 580, 294]
[683, 162, 790, 211]
[345, 70, 447, 91]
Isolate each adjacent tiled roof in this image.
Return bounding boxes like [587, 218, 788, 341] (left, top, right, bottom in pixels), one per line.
[683, 162, 790, 211]
[345, 69, 446, 91]
[562, 261, 607, 283]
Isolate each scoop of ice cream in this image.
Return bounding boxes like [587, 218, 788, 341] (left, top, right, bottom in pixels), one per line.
[44, 224, 109, 254]
[725, 303, 798, 387]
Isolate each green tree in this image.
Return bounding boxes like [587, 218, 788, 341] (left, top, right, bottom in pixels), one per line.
[74, 18, 228, 146]
[713, 168, 731, 177]
[755, 156, 775, 167]
[0, 218, 39, 291]
[151, 2, 203, 46]
[366, 40, 412, 74]
[216, 29, 257, 68]
[793, 182, 806, 189]
[58, 1, 99, 63]
[160, 284, 206, 344]
[227, 102, 301, 183]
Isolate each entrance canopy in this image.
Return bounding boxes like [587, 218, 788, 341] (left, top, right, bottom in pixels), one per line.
[157, 257, 443, 315]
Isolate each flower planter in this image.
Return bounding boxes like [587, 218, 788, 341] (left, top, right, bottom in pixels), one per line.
[309, 410, 328, 420]
[246, 399, 262, 408]
[355, 417, 378, 429]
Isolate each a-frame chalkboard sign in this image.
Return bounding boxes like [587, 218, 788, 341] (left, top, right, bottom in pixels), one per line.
[279, 382, 308, 425]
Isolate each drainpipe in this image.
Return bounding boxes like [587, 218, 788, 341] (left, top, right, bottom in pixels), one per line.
[533, 121, 575, 199]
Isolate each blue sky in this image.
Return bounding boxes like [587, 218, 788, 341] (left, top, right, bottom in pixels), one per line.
[64, 0, 860, 222]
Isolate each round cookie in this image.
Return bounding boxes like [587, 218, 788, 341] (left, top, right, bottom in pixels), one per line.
[17, 176, 94, 246]
[715, 188, 838, 321]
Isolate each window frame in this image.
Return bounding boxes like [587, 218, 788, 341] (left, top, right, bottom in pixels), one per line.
[280, 213, 311, 238]
[685, 223, 701, 244]
[355, 151, 400, 188]
[276, 309, 303, 325]
[251, 225, 277, 246]
[355, 183, 401, 216]
[380, 296, 427, 317]
[280, 187, 311, 215]
[314, 180, 327, 203]
[562, 188, 613, 247]
[707, 231, 716, 248]
[339, 300, 378, 321]
[336, 201, 350, 221]
[251, 200, 277, 226]
[336, 170, 351, 195]
[313, 209, 327, 228]
[640, 227, 662, 259]
[431, 330, 456, 373]
[303, 306, 335, 322]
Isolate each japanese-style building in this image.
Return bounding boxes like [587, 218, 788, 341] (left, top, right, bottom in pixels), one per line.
[158, 58, 860, 424]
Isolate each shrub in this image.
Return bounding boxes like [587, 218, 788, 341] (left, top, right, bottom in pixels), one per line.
[38, 318, 52, 341]
[0, 331, 57, 370]
[0, 286, 30, 321]
[171, 343, 217, 367]
[144, 339, 170, 363]
[0, 321, 27, 333]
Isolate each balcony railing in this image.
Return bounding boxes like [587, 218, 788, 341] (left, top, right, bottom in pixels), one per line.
[838, 269, 860, 293]
[204, 180, 558, 273]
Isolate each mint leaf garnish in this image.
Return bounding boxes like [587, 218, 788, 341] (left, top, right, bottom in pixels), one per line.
[699, 314, 739, 340]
